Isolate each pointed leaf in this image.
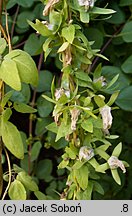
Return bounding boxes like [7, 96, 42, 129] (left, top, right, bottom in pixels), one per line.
[14, 102, 37, 113]
[1, 121, 24, 159]
[8, 180, 26, 200]
[62, 25, 75, 44]
[17, 171, 39, 191]
[81, 119, 93, 133]
[74, 165, 88, 190]
[1, 91, 13, 108]
[107, 91, 119, 106]
[112, 142, 122, 157]
[28, 19, 52, 36]
[57, 42, 69, 53]
[91, 7, 116, 15]
[111, 169, 121, 185]
[0, 59, 21, 91]
[96, 163, 109, 173]
[106, 74, 119, 89]
[0, 38, 7, 55]
[31, 141, 42, 162]
[5, 49, 38, 87]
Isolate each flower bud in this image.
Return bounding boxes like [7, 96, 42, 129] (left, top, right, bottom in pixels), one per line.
[100, 105, 113, 134]
[78, 0, 95, 11]
[79, 146, 94, 161]
[70, 108, 80, 131]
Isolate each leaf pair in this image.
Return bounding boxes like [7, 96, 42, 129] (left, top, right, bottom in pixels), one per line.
[0, 50, 38, 91]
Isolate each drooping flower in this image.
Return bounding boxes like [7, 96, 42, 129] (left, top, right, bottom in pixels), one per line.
[70, 108, 80, 131]
[78, 0, 95, 11]
[100, 105, 113, 134]
[79, 146, 94, 161]
[43, 0, 60, 16]
[108, 156, 126, 173]
[93, 76, 107, 87]
[54, 88, 70, 101]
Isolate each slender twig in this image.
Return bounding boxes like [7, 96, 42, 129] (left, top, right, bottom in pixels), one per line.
[90, 24, 124, 71]
[5, 10, 12, 51]
[28, 53, 43, 175]
[2, 148, 12, 200]
[0, 23, 8, 41]
[13, 40, 26, 49]
[0, 0, 3, 24]
[11, 5, 20, 40]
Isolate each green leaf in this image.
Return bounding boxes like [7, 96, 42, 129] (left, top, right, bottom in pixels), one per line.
[0, 38, 7, 54]
[74, 165, 88, 190]
[93, 64, 102, 80]
[107, 91, 119, 106]
[121, 55, 132, 74]
[1, 91, 13, 108]
[55, 121, 73, 142]
[34, 191, 47, 200]
[49, 10, 62, 33]
[31, 141, 42, 162]
[121, 21, 132, 43]
[1, 121, 24, 159]
[106, 2, 125, 25]
[81, 118, 93, 133]
[96, 163, 109, 173]
[20, 131, 28, 154]
[111, 169, 121, 185]
[46, 122, 58, 134]
[75, 70, 92, 82]
[95, 149, 109, 160]
[84, 28, 103, 49]
[57, 42, 69, 53]
[7, 83, 31, 104]
[37, 93, 54, 117]
[72, 161, 85, 170]
[94, 95, 105, 107]
[77, 181, 93, 200]
[14, 102, 37, 113]
[58, 159, 69, 169]
[106, 74, 119, 89]
[16, 0, 34, 8]
[28, 19, 52, 36]
[88, 158, 100, 169]
[20, 155, 33, 173]
[8, 180, 26, 200]
[92, 181, 104, 195]
[80, 11, 89, 23]
[2, 108, 12, 122]
[36, 159, 53, 180]
[35, 117, 52, 135]
[65, 146, 77, 160]
[102, 66, 130, 93]
[116, 86, 132, 111]
[120, 0, 132, 6]
[112, 142, 122, 157]
[42, 94, 56, 104]
[62, 25, 75, 44]
[17, 11, 35, 29]
[36, 70, 53, 92]
[51, 137, 68, 150]
[0, 59, 21, 91]
[17, 171, 39, 191]
[5, 49, 38, 87]
[24, 33, 45, 56]
[90, 7, 116, 15]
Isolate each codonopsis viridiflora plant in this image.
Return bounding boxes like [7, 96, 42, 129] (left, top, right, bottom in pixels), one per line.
[29, 0, 129, 200]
